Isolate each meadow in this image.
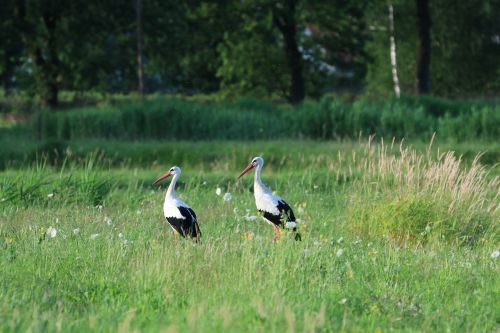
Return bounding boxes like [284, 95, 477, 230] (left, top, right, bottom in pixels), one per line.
[1, 138, 499, 332]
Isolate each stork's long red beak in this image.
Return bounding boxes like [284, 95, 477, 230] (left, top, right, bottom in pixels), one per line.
[237, 163, 254, 180]
[152, 171, 172, 185]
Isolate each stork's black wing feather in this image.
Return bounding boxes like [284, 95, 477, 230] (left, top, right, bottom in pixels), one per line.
[259, 199, 295, 227]
[166, 206, 201, 239]
[277, 200, 295, 222]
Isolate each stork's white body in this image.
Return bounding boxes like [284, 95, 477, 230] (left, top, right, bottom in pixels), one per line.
[154, 166, 200, 239]
[239, 157, 299, 240]
[253, 168, 282, 217]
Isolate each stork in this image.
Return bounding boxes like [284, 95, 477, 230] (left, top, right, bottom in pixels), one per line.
[152, 166, 201, 240]
[238, 157, 301, 241]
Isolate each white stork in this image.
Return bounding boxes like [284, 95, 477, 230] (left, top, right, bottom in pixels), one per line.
[238, 157, 301, 241]
[152, 166, 201, 240]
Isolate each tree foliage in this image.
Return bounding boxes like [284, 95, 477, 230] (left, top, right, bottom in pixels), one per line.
[0, 0, 498, 106]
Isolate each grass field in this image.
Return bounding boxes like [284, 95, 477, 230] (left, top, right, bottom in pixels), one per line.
[1, 140, 499, 332]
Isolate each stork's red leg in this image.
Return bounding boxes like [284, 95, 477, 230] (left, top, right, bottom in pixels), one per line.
[272, 224, 281, 241]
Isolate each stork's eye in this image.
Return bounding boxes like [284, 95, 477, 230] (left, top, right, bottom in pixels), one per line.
[170, 168, 174, 172]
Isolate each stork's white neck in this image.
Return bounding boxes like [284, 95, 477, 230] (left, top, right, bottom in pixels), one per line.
[166, 173, 179, 199]
[253, 163, 269, 192]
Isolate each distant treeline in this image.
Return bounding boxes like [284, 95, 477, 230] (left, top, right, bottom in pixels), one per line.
[31, 96, 499, 142]
[1, 1, 499, 106]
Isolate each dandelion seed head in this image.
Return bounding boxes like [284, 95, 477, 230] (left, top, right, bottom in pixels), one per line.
[104, 216, 113, 226]
[223, 192, 232, 202]
[46, 226, 57, 238]
[491, 250, 500, 259]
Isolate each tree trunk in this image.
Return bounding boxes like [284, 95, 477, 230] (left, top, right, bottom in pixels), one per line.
[136, 0, 145, 97]
[42, 11, 60, 107]
[272, 0, 305, 104]
[15, 0, 60, 107]
[388, 3, 401, 98]
[415, 0, 431, 94]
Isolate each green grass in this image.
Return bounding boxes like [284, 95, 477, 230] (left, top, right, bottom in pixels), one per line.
[1, 141, 499, 332]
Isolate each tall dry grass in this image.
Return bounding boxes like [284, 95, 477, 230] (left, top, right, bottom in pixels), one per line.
[346, 136, 499, 245]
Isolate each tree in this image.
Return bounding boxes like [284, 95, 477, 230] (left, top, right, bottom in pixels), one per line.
[415, 0, 431, 94]
[14, 0, 65, 106]
[271, 0, 305, 103]
[137, 0, 145, 96]
[217, 0, 367, 102]
[365, 0, 500, 97]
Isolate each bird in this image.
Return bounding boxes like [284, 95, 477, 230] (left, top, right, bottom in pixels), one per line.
[238, 156, 301, 241]
[152, 166, 201, 240]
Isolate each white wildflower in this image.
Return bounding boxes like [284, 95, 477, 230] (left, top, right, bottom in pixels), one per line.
[285, 221, 297, 229]
[313, 241, 321, 247]
[73, 228, 80, 235]
[223, 192, 232, 202]
[46, 226, 57, 238]
[233, 207, 239, 214]
[118, 233, 124, 239]
[136, 210, 142, 215]
[47, 193, 54, 198]
[313, 185, 319, 189]
[336, 248, 344, 257]
[104, 216, 113, 226]
[339, 298, 347, 305]
[215, 187, 222, 196]
[337, 237, 344, 244]
[353, 239, 362, 245]
[303, 248, 311, 254]
[96, 205, 103, 210]
[245, 215, 260, 222]
[491, 250, 500, 259]
[90, 233, 99, 240]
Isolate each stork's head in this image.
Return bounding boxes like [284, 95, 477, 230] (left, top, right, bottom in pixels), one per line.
[152, 166, 181, 185]
[237, 156, 264, 179]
